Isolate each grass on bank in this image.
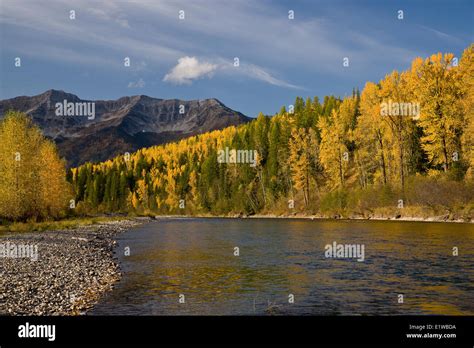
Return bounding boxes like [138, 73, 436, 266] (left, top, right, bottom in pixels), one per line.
[0, 216, 130, 233]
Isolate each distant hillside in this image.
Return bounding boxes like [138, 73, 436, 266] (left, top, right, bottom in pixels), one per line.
[0, 90, 251, 166]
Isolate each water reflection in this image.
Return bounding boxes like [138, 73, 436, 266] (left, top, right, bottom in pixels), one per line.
[91, 218, 474, 315]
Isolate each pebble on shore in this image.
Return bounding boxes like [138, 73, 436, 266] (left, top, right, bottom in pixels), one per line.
[0, 220, 140, 316]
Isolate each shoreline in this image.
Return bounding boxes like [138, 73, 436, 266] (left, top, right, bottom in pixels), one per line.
[0, 219, 142, 315]
[153, 213, 473, 224]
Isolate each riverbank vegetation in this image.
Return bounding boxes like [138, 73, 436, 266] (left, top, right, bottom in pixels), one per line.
[0, 216, 130, 233]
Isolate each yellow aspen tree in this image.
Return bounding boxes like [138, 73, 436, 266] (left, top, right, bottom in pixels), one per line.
[39, 140, 71, 218]
[318, 97, 356, 189]
[288, 128, 309, 206]
[379, 71, 415, 189]
[288, 127, 320, 207]
[165, 167, 180, 211]
[130, 192, 139, 210]
[409, 53, 464, 172]
[0, 112, 69, 220]
[459, 44, 474, 177]
[355, 82, 390, 186]
[188, 170, 201, 210]
[136, 179, 149, 210]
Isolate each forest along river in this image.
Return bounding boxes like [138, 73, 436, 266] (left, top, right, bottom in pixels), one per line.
[90, 218, 474, 315]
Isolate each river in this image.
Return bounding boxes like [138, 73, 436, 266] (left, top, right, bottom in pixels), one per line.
[90, 218, 474, 315]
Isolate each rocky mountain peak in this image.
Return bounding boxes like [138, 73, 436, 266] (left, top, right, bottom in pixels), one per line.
[0, 90, 251, 166]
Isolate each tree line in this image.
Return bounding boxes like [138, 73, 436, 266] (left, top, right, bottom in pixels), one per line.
[67, 45, 474, 218]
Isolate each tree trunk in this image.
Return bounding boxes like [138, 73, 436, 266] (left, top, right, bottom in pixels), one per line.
[378, 132, 388, 185]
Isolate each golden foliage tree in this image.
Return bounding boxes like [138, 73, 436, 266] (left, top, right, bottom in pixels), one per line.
[459, 44, 474, 177]
[318, 97, 356, 189]
[409, 53, 464, 172]
[378, 71, 416, 189]
[0, 112, 70, 221]
[354, 82, 390, 186]
[288, 127, 319, 206]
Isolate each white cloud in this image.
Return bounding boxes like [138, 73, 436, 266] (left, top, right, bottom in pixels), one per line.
[163, 56, 303, 89]
[128, 78, 145, 88]
[163, 56, 304, 89]
[163, 56, 217, 85]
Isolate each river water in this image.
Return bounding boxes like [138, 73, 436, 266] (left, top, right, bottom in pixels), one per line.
[90, 218, 474, 315]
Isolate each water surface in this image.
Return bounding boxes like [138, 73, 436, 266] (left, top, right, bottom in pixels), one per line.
[91, 218, 474, 315]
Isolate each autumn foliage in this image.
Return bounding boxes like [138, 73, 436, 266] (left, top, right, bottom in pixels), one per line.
[0, 112, 71, 221]
[63, 46, 474, 218]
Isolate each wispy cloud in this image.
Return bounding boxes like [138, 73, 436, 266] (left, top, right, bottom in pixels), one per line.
[128, 78, 145, 88]
[0, 0, 421, 82]
[163, 56, 303, 89]
[86, 7, 130, 28]
[219, 61, 304, 89]
[417, 25, 465, 45]
[239, 64, 304, 90]
[0, 0, 184, 65]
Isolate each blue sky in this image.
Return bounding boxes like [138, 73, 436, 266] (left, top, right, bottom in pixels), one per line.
[0, 0, 472, 117]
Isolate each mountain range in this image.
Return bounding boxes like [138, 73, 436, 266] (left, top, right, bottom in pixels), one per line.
[0, 90, 250, 166]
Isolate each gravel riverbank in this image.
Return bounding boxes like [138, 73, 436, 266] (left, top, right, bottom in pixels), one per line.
[0, 219, 142, 315]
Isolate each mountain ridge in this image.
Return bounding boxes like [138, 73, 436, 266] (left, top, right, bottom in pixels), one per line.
[0, 90, 251, 166]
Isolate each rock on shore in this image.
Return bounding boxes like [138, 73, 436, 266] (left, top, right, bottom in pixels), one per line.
[0, 220, 140, 315]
